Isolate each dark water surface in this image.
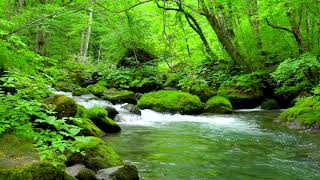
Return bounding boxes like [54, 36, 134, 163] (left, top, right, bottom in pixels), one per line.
[104, 110, 320, 180]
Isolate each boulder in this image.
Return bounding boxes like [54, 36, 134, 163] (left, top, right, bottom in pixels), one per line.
[86, 106, 121, 133]
[55, 81, 74, 92]
[102, 89, 137, 104]
[137, 90, 203, 114]
[66, 164, 96, 180]
[204, 96, 232, 114]
[43, 94, 77, 119]
[72, 86, 89, 96]
[105, 106, 119, 119]
[67, 136, 122, 171]
[86, 84, 106, 97]
[261, 99, 279, 110]
[96, 164, 139, 180]
[71, 118, 104, 137]
[121, 104, 141, 115]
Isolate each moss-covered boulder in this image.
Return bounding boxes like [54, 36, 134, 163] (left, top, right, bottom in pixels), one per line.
[0, 135, 71, 180]
[102, 89, 137, 104]
[43, 94, 77, 119]
[55, 81, 74, 92]
[67, 136, 122, 171]
[86, 84, 106, 97]
[279, 96, 320, 129]
[69, 71, 87, 87]
[72, 87, 89, 96]
[86, 106, 121, 133]
[137, 90, 203, 114]
[105, 106, 119, 119]
[71, 118, 103, 137]
[204, 96, 232, 114]
[261, 99, 279, 110]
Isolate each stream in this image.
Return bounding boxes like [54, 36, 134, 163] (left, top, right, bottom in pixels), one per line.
[53, 90, 320, 179]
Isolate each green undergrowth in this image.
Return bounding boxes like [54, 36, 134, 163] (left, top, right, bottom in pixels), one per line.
[280, 96, 320, 125]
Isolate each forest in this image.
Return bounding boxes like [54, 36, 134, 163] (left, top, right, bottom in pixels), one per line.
[0, 0, 320, 179]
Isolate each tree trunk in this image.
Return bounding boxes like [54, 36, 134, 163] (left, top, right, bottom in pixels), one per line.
[285, 3, 304, 53]
[79, 28, 85, 56]
[83, 9, 93, 58]
[247, 0, 262, 49]
[7, 0, 11, 20]
[201, 6, 244, 66]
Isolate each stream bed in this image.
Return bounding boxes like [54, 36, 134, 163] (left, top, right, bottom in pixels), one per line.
[105, 110, 320, 180]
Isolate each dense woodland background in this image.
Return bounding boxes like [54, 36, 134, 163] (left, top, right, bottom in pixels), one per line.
[1, 0, 320, 172]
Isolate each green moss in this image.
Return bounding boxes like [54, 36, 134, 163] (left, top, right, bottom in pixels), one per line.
[67, 136, 122, 171]
[76, 167, 96, 180]
[205, 96, 232, 114]
[86, 106, 121, 133]
[102, 89, 137, 104]
[137, 90, 203, 114]
[43, 94, 77, 118]
[71, 118, 103, 136]
[55, 81, 74, 92]
[86, 84, 106, 97]
[72, 86, 89, 96]
[0, 135, 69, 180]
[261, 99, 279, 110]
[280, 96, 320, 125]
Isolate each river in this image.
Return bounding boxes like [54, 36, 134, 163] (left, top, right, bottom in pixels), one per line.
[53, 91, 320, 179]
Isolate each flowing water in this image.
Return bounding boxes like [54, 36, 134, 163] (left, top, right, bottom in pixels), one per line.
[52, 90, 320, 179]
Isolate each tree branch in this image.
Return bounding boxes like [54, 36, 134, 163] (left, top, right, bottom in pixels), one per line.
[96, 0, 152, 13]
[265, 18, 293, 34]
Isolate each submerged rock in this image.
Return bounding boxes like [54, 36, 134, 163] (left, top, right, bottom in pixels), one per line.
[43, 94, 78, 118]
[102, 89, 137, 104]
[67, 136, 122, 171]
[121, 104, 141, 115]
[137, 90, 203, 114]
[204, 96, 232, 114]
[96, 164, 139, 180]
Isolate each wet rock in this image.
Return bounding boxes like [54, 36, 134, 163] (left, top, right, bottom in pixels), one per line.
[102, 89, 137, 104]
[43, 94, 77, 118]
[261, 99, 279, 110]
[96, 164, 139, 180]
[121, 104, 141, 115]
[66, 164, 96, 180]
[67, 136, 122, 171]
[105, 106, 119, 119]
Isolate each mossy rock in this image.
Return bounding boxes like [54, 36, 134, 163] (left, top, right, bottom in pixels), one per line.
[137, 90, 203, 114]
[102, 89, 137, 104]
[72, 86, 89, 96]
[217, 86, 263, 109]
[97, 80, 108, 87]
[280, 96, 320, 126]
[55, 81, 74, 92]
[67, 136, 122, 171]
[43, 94, 78, 119]
[86, 84, 106, 97]
[204, 96, 232, 114]
[66, 164, 96, 180]
[69, 71, 87, 87]
[86, 106, 121, 133]
[71, 118, 104, 137]
[261, 99, 279, 110]
[0, 135, 71, 180]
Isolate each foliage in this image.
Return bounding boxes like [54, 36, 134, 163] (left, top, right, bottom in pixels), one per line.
[280, 96, 320, 125]
[271, 53, 320, 93]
